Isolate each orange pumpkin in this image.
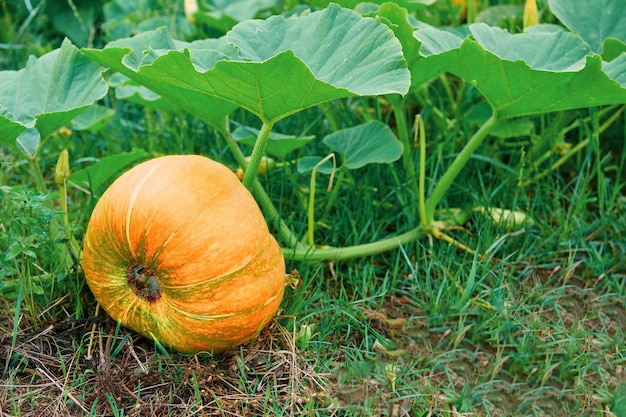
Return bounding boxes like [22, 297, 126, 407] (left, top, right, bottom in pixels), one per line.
[82, 155, 285, 354]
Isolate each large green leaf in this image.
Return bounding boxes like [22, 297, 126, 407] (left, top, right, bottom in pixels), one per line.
[413, 23, 626, 118]
[0, 39, 107, 156]
[375, 2, 474, 87]
[83, 5, 409, 126]
[83, 30, 240, 131]
[548, 0, 626, 54]
[227, 4, 408, 97]
[473, 24, 591, 71]
[375, 3, 422, 87]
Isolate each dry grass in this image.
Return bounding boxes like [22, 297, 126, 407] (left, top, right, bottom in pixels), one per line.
[1, 317, 331, 416]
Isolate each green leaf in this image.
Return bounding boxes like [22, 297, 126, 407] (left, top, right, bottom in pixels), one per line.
[228, 4, 409, 97]
[413, 23, 626, 118]
[16, 128, 41, 157]
[612, 385, 626, 417]
[297, 156, 335, 175]
[102, 1, 133, 40]
[102, 0, 194, 41]
[297, 121, 404, 174]
[472, 24, 591, 71]
[205, 51, 348, 123]
[71, 105, 115, 131]
[138, 16, 194, 39]
[604, 53, 626, 87]
[114, 84, 180, 112]
[110, 72, 183, 113]
[232, 126, 315, 159]
[475, 5, 524, 27]
[69, 149, 149, 195]
[388, 20, 468, 87]
[48, 0, 100, 47]
[489, 119, 534, 139]
[83, 30, 240, 131]
[83, 5, 410, 126]
[5, 241, 24, 261]
[602, 38, 626, 62]
[0, 39, 108, 155]
[0, 107, 25, 147]
[375, 3, 426, 89]
[310, 0, 435, 11]
[323, 121, 403, 170]
[193, 0, 279, 33]
[548, 0, 626, 54]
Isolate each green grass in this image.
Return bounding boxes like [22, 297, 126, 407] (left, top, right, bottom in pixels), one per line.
[2, 1, 626, 416]
[2, 110, 625, 417]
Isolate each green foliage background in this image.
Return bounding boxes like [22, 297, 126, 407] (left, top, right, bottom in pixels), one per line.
[1, 0, 625, 415]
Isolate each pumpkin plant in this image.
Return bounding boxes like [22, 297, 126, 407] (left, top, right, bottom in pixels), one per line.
[81, 155, 285, 353]
[77, 1, 626, 264]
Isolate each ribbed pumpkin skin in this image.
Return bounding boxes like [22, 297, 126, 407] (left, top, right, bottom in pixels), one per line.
[82, 155, 285, 354]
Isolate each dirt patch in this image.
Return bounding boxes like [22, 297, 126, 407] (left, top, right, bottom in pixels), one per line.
[1, 317, 330, 416]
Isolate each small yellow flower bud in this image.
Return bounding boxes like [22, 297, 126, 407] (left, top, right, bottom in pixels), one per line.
[235, 156, 275, 180]
[55, 149, 70, 186]
[57, 126, 73, 137]
[523, 0, 539, 29]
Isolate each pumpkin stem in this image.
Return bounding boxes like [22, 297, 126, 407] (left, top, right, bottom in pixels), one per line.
[127, 263, 162, 302]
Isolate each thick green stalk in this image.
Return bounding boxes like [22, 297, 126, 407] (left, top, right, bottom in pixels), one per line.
[28, 155, 77, 267]
[242, 120, 274, 190]
[467, 0, 477, 23]
[417, 115, 428, 226]
[389, 96, 419, 201]
[284, 208, 472, 262]
[425, 114, 498, 221]
[55, 151, 80, 261]
[590, 108, 604, 214]
[222, 119, 305, 249]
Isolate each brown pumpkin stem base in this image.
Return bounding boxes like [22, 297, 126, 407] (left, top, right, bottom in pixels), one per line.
[127, 263, 162, 303]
